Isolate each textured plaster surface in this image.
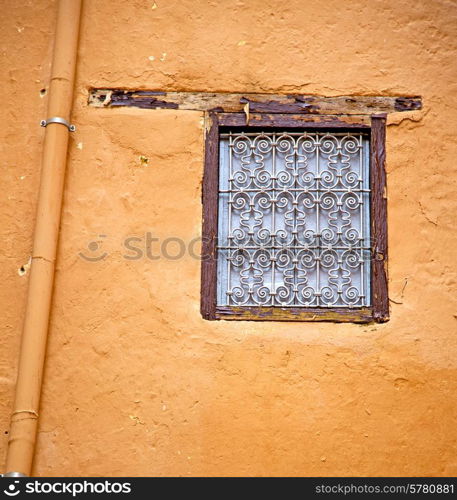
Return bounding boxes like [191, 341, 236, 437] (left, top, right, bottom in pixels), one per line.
[1, 0, 457, 476]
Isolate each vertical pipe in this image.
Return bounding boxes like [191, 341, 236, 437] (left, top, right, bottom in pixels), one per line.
[6, 0, 82, 476]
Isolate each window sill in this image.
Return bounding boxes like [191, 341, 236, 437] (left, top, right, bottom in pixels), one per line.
[207, 305, 388, 323]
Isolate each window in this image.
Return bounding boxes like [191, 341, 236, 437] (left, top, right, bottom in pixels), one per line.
[201, 112, 388, 323]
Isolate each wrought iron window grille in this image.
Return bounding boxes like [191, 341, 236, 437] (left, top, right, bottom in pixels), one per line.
[217, 131, 371, 309]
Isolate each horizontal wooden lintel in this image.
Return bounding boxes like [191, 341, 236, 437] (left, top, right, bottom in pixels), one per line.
[88, 89, 422, 116]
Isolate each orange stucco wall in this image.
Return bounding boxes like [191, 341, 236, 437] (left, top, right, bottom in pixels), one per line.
[1, 0, 456, 476]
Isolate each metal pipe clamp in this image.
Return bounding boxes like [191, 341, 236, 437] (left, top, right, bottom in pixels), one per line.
[40, 117, 76, 132]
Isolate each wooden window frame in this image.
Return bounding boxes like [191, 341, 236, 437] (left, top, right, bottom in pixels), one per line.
[201, 112, 388, 323]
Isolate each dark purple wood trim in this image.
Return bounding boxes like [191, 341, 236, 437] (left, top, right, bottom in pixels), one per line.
[215, 306, 373, 323]
[370, 115, 389, 322]
[217, 113, 371, 128]
[394, 97, 422, 111]
[200, 112, 219, 320]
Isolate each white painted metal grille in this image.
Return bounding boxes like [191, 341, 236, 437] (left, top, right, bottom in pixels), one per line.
[216, 131, 371, 308]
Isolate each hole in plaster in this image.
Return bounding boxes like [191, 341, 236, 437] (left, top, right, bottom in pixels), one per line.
[18, 257, 31, 276]
[40, 88, 47, 98]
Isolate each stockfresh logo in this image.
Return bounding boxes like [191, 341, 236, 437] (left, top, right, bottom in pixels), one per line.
[3, 481, 20, 497]
[1, 479, 132, 497]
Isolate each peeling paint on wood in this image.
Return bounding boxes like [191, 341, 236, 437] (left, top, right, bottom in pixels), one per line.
[215, 306, 374, 323]
[200, 112, 219, 320]
[370, 116, 389, 322]
[88, 89, 422, 116]
[394, 96, 422, 111]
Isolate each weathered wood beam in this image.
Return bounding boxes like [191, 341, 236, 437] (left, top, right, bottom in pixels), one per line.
[215, 306, 374, 323]
[88, 89, 422, 115]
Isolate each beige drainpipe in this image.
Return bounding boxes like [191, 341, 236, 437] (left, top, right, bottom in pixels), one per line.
[5, 0, 82, 477]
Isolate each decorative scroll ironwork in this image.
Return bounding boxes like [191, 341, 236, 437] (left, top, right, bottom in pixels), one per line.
[217, 131, 371, 308]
